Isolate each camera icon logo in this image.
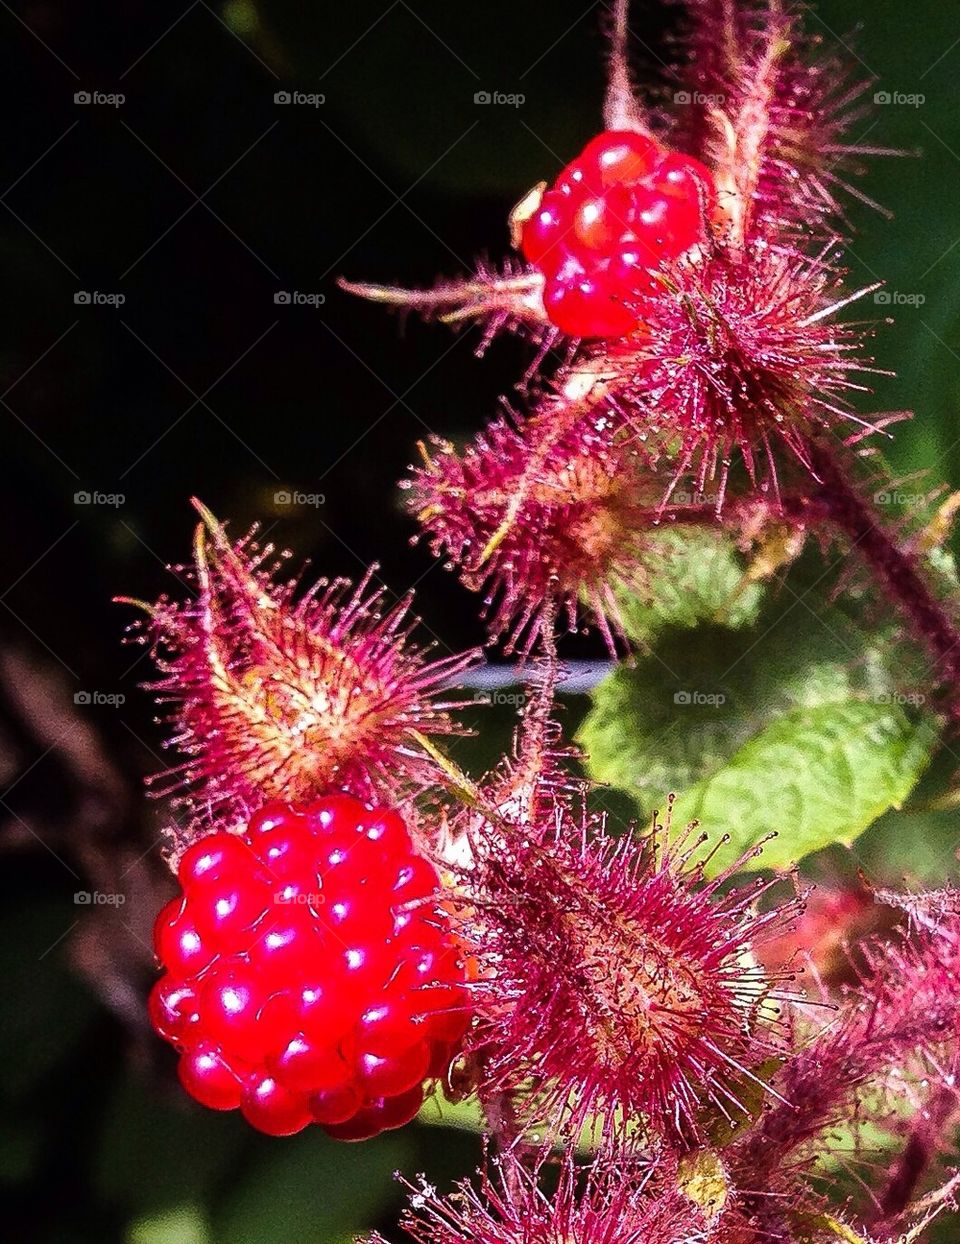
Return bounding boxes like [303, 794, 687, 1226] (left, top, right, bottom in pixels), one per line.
[73, 491, 91, 505]
[674, 691, 692, 705]
[74, 291, 91, 305]
[274, 291, 292, 305]
[74, 890, 92, 903]
[274, 490, 292, 505]
[74, 691, 92, 704]
[274, 91, 292, 105]
[874, 91, 891, 105]
[74, 91, 91, 105]
[474, 90, 491, 104]
[874, 290, 892, 305]
[674, 91, 691, 104]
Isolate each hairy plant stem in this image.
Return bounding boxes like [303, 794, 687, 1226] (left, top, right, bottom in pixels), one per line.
[621, 440, 960, 719]
[603, 0, 647, 133]
[802, 439, 960, 719]
[480, 1084, 526, 1194]
[874, 1067, 960, 1235]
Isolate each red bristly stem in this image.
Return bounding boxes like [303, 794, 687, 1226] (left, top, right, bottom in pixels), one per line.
[802, 439, 960, 719]
[874, 1066, 960, 1234]
[631, 444, 960, 723]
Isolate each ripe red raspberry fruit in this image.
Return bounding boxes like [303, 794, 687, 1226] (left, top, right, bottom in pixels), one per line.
[149, 797, 470, 1139]
[520, 130, 716, 338]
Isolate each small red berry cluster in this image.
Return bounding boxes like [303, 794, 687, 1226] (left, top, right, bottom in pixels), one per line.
[149, 797, 469, 1139]
[521, 130, 716, 338]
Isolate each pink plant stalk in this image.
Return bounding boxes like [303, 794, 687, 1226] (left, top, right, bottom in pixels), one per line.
[731, 907, 960, 1237]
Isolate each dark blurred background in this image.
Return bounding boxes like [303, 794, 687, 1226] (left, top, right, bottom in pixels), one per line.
[1, 1, 959, 1240]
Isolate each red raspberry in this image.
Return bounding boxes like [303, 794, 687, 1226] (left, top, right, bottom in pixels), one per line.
[149, 796, 470, 1139]
[520, 130, 716, 339]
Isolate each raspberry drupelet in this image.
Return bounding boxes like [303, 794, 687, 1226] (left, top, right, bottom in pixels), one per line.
[520, 130, 716, 338]
[149, 796, 470, 1139]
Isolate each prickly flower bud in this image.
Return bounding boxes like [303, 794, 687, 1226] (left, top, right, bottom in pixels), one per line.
[370, 1152, 704, 1244]
[460, 793, 800, 1144]
[408, 394, 695, 654]
[619, 243, 889, 506]
[119, 501, 479, 837]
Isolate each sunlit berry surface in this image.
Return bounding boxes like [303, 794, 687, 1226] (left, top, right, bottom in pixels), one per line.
[149, 796, 470, 1139]
[520, 130, 716, 337]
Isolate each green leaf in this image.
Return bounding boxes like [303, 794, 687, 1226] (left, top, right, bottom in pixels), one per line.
[418, 1090, 642, 1157]
[855, 805, 960, 885]
[212, 1130, 411, 1244]
[677, 1150, 729, 1223]
[792, 1213, 869, 1244]
[582, 544, 941, 871]
[579, 608, 877, 817]
[578, 625, 760, 813]
[815, 1114, 902, 1176]
[617, 528, 765, 645]
[696, 1058, 785, 1148]
[670, 700, 937, 874]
